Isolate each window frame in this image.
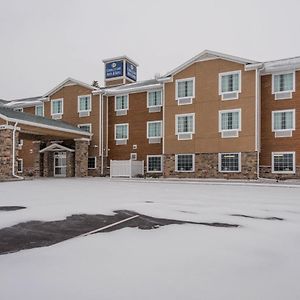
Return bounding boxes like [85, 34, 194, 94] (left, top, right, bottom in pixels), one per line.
[147, 90, 162, 108]
[175, 113, 195, 135]
[218, 70, 242, 98]
[147, 155, 163, 173]
[51, 98, 64, 116]
[35, 104, 44, 116]
[272, 152, 296, 174]
[218, 109, 242, 132]
[175, 154, 195, 173]
[78, 123, 92, 133]
[147, 120, 162, 138]
[175, 77, 195, 101]
[272, 109, 296, 132]
[114, 123, 129, 141]
[78, 95, 92, 113]
[218, 152, 241, 173]
[114, 94, 129, 111]
[88, 157, 97, 170]
[272, 71, 296, 95]
[17, 158, 23, 173]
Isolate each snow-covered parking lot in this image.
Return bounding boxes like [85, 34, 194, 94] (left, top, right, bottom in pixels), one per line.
[0, 178, 300, 300]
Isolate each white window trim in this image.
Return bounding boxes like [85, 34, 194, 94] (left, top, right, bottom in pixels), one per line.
[78, 123, 92, 133]
[17, 158, 23, 173]
[272, 71, 296, 94]
[175, 77, 195, 101]
[88, 157, 97, 170]
[78, 94, 92, 113]
[175, 113, 195, 135]
[35, 104, 44, 116]
[147, 155, 163, 173]
[114, 123, 129, 140]
[272, 109, 296, 132]
[114, 94, 129, 111]
[51, 98, 64, 116]
[218, 70, 242, 97]
[147, 90, 162, 108]
[175, 154, 195, 173]
[272, 151, 296, 174]
[147, 120, 162, 138]
[218, 152, 241, 173]
[218, 108, 242, 132]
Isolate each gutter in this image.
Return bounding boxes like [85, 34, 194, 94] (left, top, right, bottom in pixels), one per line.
[12, 122, 24, 180]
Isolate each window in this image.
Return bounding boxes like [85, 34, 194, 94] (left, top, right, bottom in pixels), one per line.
[51, 99, 63, 116]
[35, 104, 44, 116]
[272, 152, 295, 174]
[115, 95, 128, 111]
[219, 109, 241, 138]
[147, 90, 162, 107]
[176, 114, 195, 140]
[219, 153, 241, 172]
[219, 71, 241, 100]
[115, 123, 129, 140]
[272, 110, 295, 131]
[17, 159, 23, 173]
[147, 155, 163, 173]
[88, 157, 96, 169]
[130, 153, 137, 160]
[175, 154, 195, 172]
[14, 108, 23, 112]
[147, 121, 162, 138]
[78, 124, 92, 133]
[78, 95, 92, 112]
[176, 78, 195, 104]
[272, 72, 295, 100]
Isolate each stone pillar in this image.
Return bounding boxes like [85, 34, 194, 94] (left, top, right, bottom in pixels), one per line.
[75, 138, 89, 177]
[32, 141, 41, 177]
[66, 151, 75, 177]
[0, 128, 14, 179]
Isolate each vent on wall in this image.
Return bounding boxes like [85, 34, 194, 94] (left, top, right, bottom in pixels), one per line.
[177, 133, 192, 140]
[221, 92, 239, 100]
[275, 92, 292, 100]
[116, 110, 127, 116]
[79, 111, 90, 117]
[177, 98, 193, 105]
[116, 139, 127, 145]
[148, 106, 161, 113]
[221, 130, 239, 138]
[148, 138, 161, 144]
[52, 114, 62, 120]
[275, 130, 293, 138]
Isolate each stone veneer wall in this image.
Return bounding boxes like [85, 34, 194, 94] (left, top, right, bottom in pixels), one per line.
[0, 129, 15, 179]
[66, 152, 75, 177]
[260, 166, 300, 179]
[164, 152, 258, 179]
[88, 156, 108, 176]
[75, 139, 89, 177]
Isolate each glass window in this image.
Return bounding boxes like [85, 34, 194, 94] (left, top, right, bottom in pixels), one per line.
[115, 124, 128, 140]
[147, 156, 162, 172]
[220, 110, 240, 131]
[221, 72, 240, 93]
[273, 153, 295, 173]
[177, 79, 194, 98]
[274, 73, 294, 93]
[17, 159, 23, 173]
[176, 154, 194, 172]
[147, 121, 162, 138]
[78, 124, 92, 133]
[35, 105, 44, 116]
[88, 157, 96, 169]
[115, 95, 128, 110]
[273, 111, 294, 130]
[78, 96, 91, 112]
[176, 114, 194, 133]
[51, 99, 63, 115]
[219, 153, 240, 172]
[148, 91, 162, 107]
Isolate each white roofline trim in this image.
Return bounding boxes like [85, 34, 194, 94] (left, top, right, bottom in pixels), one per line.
[102, 55, 139, 67]
[39, 143, 75, 153]
[104, 83, 163, 96]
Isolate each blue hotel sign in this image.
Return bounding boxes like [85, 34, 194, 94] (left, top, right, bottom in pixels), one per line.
[126, 61, 137, 81]
[105, 60, 124, 79]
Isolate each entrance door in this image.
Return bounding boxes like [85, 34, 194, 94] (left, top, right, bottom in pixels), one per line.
[54, 152, 67, 177]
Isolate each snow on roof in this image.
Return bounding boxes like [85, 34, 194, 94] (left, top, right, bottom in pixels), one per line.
[4, 96, 44, 108]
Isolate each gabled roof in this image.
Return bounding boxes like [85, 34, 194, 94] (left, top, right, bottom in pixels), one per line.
[39, 143, 75, 153]
[0, 107, 91, 137]
[42, 77, 98, 98]
[162, 50, 259, 78]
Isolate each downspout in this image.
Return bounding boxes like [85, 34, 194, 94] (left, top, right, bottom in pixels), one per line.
[101, 93, 104, 175]
[12, 122, 24, 180]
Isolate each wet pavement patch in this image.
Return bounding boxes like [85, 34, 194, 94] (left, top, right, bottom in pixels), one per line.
[0, 206, 26, 211]
[0, 210, 239, 255]
[230, 214, 284, 221]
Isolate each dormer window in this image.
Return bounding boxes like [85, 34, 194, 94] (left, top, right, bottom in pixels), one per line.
[219, 71, 241, 100]
[175, 78, 195, 105]
[272, 72, 295, 100]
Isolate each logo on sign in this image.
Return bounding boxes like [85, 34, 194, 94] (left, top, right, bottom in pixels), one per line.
[126, 62, 137, 81]
[105, 60, 123, 79]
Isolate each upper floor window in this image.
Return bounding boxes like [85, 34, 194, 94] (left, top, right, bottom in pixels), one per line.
[147, 121, 162, 144]
[78, 95, 92, 115]
[115, 95, 128, 115]
[51, 98, 63, 119]
[219, 71, 241, 100]
[272, 72, 295, 100]
[78, 123, 92, 133]
[147, 90, 162, 108]
[175, 77, 195, 105]
[272, 152, 295, 174]
[272, 109, 295, 137]
[35, 104, 44, 117]
[219, 109, 241, 138]
[115, 123, 129, 145]
[175, 113, 195, 140]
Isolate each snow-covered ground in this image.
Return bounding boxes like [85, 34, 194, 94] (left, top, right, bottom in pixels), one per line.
[0, 178, 300, 300]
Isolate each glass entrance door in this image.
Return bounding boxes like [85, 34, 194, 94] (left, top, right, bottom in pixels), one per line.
[54, 152, 67, 177]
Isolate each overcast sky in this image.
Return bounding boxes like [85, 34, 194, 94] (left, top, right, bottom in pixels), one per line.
[1, 0, 300, 99]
